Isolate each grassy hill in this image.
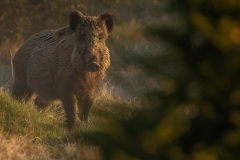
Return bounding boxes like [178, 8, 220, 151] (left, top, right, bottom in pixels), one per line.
[0, 90, 89, 159]
[0, 79, 134, 159]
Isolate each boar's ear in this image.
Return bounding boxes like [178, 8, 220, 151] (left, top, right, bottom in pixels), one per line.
[99, 11, 114, 33]
[69, 11, 84, 32]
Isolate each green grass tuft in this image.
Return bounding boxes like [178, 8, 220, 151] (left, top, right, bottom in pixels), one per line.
[0, 91, 66, 139]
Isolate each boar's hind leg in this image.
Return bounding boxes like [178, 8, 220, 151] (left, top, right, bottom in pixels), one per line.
[34, 96, 50, 110]
[12, 76, 33, 102]
[62, 97, 75, 130]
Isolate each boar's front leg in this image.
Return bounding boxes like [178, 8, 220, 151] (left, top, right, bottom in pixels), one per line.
[62, 96, 76, 130]
[77, 95, 93, 122]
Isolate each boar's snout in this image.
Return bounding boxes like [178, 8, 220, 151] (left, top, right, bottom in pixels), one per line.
[87, 62, 100, 72]
[87, 56, 100, 72]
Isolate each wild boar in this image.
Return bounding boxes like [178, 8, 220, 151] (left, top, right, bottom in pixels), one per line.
[12, 10, 113, 129]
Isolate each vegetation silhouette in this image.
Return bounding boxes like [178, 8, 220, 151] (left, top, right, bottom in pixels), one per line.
[81, 0, 240, 159]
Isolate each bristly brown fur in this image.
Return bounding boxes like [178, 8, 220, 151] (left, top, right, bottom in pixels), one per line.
[11, 10, 113, 130]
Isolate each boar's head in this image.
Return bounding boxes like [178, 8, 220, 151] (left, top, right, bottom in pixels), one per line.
[70, 11, 113, 72]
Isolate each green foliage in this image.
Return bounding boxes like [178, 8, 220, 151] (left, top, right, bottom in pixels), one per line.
[81, 0, 240, 159]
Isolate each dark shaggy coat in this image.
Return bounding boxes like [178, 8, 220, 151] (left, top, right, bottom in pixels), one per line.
[12, 11, 113, 129]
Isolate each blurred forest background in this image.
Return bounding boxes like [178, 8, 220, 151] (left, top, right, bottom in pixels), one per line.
[0, 0, 240, 160]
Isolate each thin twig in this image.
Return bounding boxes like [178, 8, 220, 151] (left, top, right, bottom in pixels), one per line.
[10, 49, 14, 83]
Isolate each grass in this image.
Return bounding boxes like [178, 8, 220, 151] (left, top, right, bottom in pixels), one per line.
[0, 92, 63, 137]
[0, 62, 139, 159]
[0, 90, 101, 159]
